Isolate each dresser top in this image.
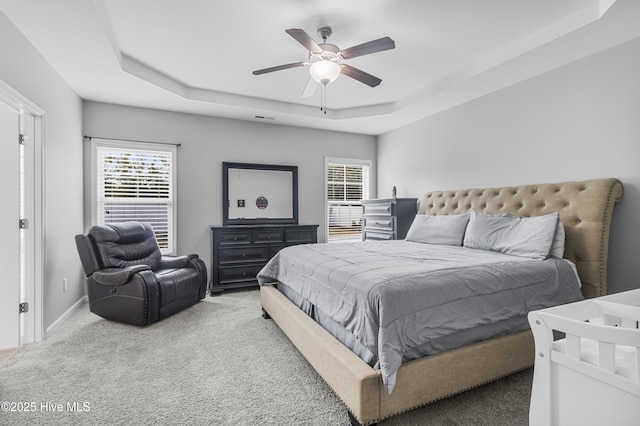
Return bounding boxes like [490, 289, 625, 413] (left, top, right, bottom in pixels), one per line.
[210, 224, 318, 229]
[362, 198, 417, 202]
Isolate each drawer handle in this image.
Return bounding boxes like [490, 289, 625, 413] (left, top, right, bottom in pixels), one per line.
[233, 237, 238, 241]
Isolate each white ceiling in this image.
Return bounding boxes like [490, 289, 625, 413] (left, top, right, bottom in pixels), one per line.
[1, 0, 639, 135]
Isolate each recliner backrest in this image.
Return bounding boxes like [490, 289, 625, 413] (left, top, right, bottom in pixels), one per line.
[87, 222, 162, 271]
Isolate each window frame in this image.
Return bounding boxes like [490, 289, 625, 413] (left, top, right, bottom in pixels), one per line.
[90, 138, 177, 254]
[324, 157, 372, 243]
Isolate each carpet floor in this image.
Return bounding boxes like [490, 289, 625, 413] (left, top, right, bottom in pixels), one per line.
[0, 290, 532, 425]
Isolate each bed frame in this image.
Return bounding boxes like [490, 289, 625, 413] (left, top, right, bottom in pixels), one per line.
[260, 178, 624, 425]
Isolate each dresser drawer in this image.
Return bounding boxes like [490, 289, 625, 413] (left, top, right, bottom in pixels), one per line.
[363, 202, 394, 216]
[363, 216, 395, 231]
[217, 230, 251, 245]
[218, 246, 269, 264]
[285, 228, 316, 243]
[363, 230, 394, 241]
[269, 244, 287, 258]
[254, 229, 283, 243]
[218, 264, 265, 284]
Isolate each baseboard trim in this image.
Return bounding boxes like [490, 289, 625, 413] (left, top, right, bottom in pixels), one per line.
[46, 296, 88, 338]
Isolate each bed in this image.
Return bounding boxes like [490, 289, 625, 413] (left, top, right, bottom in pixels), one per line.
[528, 288, 640, 425]
[258, 178, 623, 425]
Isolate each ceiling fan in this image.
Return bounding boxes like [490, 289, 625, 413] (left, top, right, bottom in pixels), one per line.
[252, 26, 395, 98]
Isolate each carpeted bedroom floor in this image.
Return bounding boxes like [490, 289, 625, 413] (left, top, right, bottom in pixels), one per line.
[0, 290, 532, 425]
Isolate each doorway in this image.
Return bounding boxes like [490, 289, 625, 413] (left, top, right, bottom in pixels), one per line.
[0, 80, 44, 350]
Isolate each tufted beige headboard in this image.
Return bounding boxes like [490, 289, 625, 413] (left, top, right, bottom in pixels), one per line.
[418, 178, 623, 299]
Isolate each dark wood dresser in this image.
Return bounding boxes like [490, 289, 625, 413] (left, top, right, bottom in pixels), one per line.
[210, 224, 318, 294]
[361, 198, 418, 241]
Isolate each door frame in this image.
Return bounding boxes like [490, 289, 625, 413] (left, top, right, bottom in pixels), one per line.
[0, 78, 45, 344]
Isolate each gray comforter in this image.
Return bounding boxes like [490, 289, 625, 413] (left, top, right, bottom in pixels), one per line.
[257, 240, 583, 393]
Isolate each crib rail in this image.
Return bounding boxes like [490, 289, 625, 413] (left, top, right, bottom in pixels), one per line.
[528, 289, 640, 426]
[535, 304, 640, 386]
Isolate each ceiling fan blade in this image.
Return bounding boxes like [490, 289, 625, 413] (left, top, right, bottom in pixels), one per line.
[252, 62, 306, 75]
[340, 36, 395, 59]
[285, 28, 322, 54]
[301, 77, 317, 97]
[340, 65, 382, 87]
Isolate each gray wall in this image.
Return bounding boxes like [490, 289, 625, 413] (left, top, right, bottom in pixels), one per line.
[378, 37, 640, 295]
[0, 11, 84, 329]
[82, 101, 377, 276]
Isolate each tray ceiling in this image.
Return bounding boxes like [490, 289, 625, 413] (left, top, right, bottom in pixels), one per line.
[1, 0, 638, 134]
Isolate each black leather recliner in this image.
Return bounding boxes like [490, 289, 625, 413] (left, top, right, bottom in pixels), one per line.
[75, 221, 207, 326]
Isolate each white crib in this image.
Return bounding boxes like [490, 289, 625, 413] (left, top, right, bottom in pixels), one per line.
[528, 289, 640, 426]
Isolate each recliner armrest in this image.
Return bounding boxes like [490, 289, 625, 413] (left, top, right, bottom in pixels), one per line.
[158, 254, 200, 270]
[92, 265, 152, 286]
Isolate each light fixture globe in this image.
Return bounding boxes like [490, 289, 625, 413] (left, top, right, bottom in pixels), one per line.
[309, 60, 341, 85]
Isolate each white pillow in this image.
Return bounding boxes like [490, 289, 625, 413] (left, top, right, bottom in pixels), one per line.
[405, 213, 470, 246]
[463, 211, 559, 260]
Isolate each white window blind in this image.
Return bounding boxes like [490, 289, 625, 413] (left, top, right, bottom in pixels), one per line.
[326, 160, 370, 242]
[94, 140, 176, 253]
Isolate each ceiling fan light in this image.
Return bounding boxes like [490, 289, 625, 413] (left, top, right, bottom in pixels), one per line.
[310, 60, 341, 85]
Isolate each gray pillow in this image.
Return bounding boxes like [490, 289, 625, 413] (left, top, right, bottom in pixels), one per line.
[405, 213, 470, 246]
[550, 219, 565, 258]
[463, 211, 559, 260]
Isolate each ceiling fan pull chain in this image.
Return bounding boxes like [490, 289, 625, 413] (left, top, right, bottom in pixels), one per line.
[321, 84, 327, 114]
[324, 85, 328, 115]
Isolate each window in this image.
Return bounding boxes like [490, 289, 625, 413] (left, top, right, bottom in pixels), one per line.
[325, 158, 371, 242]
[91, 139, 176, 254]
